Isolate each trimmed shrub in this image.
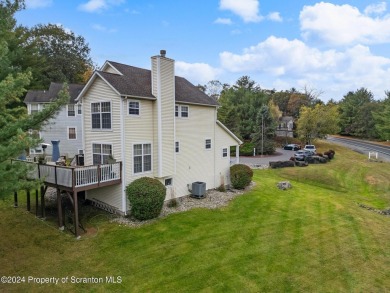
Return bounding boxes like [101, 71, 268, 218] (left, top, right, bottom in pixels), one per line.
[230, 164, 253, 189]
[324, 149, 335, 160]
[126, 177, 166, 220]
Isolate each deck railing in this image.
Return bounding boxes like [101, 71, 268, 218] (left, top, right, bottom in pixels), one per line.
[20, 161, 122, 191]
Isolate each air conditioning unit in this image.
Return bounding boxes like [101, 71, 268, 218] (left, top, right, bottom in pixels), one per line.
[191, 181, 206, 198]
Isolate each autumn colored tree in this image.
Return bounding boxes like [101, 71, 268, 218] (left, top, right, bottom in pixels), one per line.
[297, 104, 340, 144]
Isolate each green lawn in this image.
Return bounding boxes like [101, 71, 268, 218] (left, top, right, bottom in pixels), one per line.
[1, 141, 390, 292]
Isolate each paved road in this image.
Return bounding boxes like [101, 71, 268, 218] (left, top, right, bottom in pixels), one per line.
[327, 136, 390, 162]
[239, 148, 296, 166]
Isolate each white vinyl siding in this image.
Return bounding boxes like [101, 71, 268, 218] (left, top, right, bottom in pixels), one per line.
[174, 105, 216, 197]
[82, 77, 122, 213]
[82, 78, 121, 167]
[123, 98, 154, 197]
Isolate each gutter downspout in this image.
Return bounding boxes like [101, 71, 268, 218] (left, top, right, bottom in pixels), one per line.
[214, 108, 217, 188]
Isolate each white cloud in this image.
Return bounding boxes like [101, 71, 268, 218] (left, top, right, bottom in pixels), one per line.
[214, 18, 233, 25]
[219, 0, 262, 23]
[219, 36, 390, 100]
[92, 24, 117, 33]
[300, 2, 390, 46]
[79, 0, 124, 13]
[364, 2, 387, 15]
[267, 12, 282, 22]
[175, 61, 221, 85]
[220, 36, 342, 75]
[25, 0, 52, 9]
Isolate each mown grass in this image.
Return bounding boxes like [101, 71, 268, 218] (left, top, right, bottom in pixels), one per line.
[0, 141, 389, 292]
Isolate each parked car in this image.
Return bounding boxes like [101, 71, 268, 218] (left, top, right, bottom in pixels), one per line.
[283, 144, 301, 151]
[303, 144, 316, 154]
[294, 150, 313, 161]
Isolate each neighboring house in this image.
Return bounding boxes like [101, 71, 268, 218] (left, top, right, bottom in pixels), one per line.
[24, 82, 84, 158]
[77, 50, 242, 214]
[276, 116, 294, 138]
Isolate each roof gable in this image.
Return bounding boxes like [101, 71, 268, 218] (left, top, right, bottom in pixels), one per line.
[24, 82, 84, 104]
[104, 60, 218, 106]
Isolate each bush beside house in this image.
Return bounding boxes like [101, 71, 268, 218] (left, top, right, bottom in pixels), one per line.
[230, 164, 253, 189]
[126, 177, 166, 220]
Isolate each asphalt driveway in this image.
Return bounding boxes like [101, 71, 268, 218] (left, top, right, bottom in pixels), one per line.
[239, 148, 296, 167]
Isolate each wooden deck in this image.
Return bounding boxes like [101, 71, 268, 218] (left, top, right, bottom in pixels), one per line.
[26, 161, 122, 192]
[15, 161, 122, 238]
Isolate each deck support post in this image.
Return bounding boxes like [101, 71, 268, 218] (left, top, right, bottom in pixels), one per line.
[73, 191, 80, 239]
[14, 191, 18, 208]
[26, 190, 31, 211]
[57, 188, 64, 230]
[35, 189, 39, 216]
[40, 185, 46, 219]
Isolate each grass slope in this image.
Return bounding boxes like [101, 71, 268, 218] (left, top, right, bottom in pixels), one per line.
[0, 141, 389, 292]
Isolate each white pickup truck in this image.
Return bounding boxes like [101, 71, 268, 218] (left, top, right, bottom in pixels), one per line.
[303, 144, 316, 154]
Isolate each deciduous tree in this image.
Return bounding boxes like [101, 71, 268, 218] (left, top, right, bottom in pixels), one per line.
[297, 104, 339, 144]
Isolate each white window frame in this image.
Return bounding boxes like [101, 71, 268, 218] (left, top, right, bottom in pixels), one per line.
[175, 104, 189, 118]
[67, 104, 76, 117]
[77, 104, 82, 115]
[175, 105, 179, 117]
[128, 100, 140, 116]
[222, 147, 228, 158]
[67, 127, 77, 140]
[180, 105, 189, 118]
[92, 143, 113, 165]
[175, 141, 180, 153]
[91, 101, 112, 130]
[30, 104, 39, 115]
[205, 138, 212, 150]
[133, 143, 152, 174]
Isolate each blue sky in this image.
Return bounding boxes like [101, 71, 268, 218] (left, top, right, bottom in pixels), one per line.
[16, 0, 390, 101]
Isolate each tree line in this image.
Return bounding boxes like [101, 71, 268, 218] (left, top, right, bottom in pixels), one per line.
[201, 77, 390, 154]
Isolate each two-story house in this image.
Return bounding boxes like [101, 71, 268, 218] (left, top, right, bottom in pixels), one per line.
[24, 82, 84, 158]
[77, 50, 242, 214]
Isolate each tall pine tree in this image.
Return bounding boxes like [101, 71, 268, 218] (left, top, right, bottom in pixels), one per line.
[0, 0, 69, 198]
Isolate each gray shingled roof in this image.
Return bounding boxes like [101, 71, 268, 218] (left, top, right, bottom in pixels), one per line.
[24, 82, 84, 104]
[105, 61, 219, 107]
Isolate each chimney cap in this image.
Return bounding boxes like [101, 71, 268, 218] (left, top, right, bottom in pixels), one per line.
[160, 50, 166, 57]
